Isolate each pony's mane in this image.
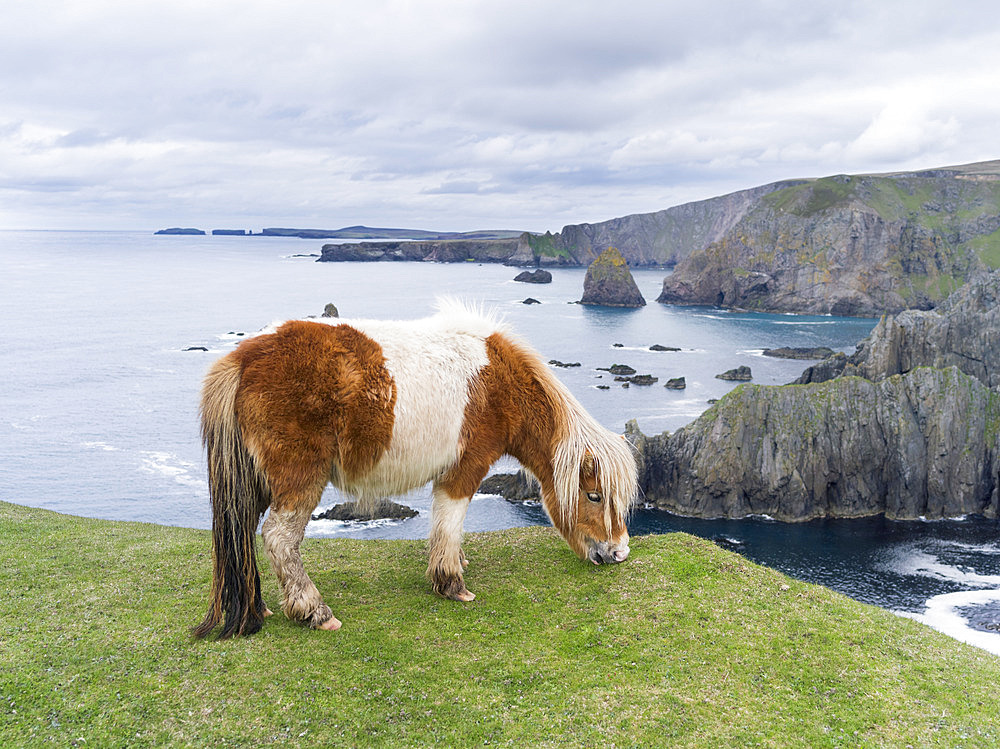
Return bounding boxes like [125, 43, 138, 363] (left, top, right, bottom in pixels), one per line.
[502, 335, 638, 527]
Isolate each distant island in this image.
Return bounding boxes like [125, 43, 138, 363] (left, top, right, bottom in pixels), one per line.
[154, 227, 205, 235]
[153, 225, 524, 241]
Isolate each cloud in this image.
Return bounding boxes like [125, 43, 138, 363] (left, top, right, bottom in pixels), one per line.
[2, 1, 1000, 231]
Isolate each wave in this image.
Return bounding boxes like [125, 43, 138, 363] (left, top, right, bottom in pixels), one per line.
[305, 516, 405, 536]
[882, 548, 1000, 586]
[902, 589, 1000, 655]
[139, 450, 206, 490]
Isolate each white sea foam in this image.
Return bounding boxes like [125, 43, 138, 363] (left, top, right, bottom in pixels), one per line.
[305, 516, 404, 537]
[902, 590, 1000, 656]
[139, 451, 206, 490]
[883, 548, 1000, 586]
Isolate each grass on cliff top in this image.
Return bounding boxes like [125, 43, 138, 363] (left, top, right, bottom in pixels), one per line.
[2, 501, 999, 748]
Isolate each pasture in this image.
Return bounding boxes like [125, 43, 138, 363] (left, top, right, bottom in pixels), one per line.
[1, 500, 998, 747]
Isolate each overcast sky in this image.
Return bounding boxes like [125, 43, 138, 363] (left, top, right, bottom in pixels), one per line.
[3, 1, 999, 232]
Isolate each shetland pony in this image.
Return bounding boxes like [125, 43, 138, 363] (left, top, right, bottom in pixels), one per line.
[193, 301, 638, 639]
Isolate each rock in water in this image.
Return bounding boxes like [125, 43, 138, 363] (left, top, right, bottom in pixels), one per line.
[716, 365, 752, 381]
[579, 247, 646, 307]
[513, 269, 552, 283]
[478, 472, 541, 501]
[664, 377, 686, 389]
[312, 500, 417, 521]
[763, 347, 835, 360]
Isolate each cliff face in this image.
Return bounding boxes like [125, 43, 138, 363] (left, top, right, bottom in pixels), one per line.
[657, 162, 1000, 315]
[629, 368, 1000, 521]
[845, 269, 1000, 387]
[549, 180, 803, 267]
[631, 270, 1000, 521]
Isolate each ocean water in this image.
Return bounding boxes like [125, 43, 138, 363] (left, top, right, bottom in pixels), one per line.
[2, 230, 998, 653]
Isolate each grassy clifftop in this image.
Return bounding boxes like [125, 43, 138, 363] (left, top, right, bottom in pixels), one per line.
[2, 501, 998, 746]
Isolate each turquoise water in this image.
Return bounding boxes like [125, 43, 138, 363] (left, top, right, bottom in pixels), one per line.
[2, 230, 997, 651]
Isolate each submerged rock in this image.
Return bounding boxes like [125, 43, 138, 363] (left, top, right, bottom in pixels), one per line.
[579, 247, 646, 307]
[650, 344, 681, 352]
[548, 360, 581, 368]
[522, 297, 541, 304]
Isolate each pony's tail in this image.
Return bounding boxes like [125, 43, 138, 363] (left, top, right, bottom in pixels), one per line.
[192, 356, 270, 640]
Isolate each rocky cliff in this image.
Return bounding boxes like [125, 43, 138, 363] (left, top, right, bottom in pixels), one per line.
[656, 161, 1000, 316]
[628, 367, 1000, 521]
[629, 266, 1000, 521]
[843, 269, 1000, 387]
[547, 180, 804, 267]
[317, 232, 585, 266]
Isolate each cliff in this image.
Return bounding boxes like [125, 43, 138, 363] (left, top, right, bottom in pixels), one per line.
[628, 367, 1000, 521]
[317, 232, 582, 266]
[657, 161, 1000, 316]
[630, 269, 1000, 521]
[546, 180, 804, 267]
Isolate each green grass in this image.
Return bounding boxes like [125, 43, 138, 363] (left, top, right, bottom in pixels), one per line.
[2, 501, 999, 747]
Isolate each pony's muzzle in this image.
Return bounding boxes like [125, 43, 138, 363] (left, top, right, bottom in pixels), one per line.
[587, 540, 630, 565]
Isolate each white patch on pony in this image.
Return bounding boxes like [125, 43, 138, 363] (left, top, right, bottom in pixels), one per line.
[321, 302, 502, 503]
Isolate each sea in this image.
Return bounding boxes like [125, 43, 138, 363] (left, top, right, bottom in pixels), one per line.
[2, 230, 998, 654]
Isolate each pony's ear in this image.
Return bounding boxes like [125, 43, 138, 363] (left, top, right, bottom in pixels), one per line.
[581, 450, 595, 476]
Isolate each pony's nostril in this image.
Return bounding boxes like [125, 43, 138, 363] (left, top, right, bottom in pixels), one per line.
[613, 548, 629, 562]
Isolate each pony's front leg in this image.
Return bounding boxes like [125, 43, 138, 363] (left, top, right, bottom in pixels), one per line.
[427, 485, 474, 601]
[262, 505, 341, 631]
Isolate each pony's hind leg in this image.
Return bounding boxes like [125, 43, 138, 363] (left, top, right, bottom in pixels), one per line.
[427, 485, 474, 602]
[262, 501, 341, 631]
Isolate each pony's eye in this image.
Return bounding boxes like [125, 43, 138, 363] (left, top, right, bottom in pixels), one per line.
[586, 492, 602, 503]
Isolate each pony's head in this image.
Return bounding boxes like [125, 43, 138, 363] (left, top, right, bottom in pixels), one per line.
[548, 428, 638, 565]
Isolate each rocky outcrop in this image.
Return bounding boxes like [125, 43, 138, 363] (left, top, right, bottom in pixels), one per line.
[792, 353, 848, 385]
[627, 367, 1000, 521]
[478, 472, 540, 501]
[318, 238, 521, 263]
[514, 269, 552, 283]
[844, 269, 1000, 388]
[155, 227, 204, 235]
[579, 248, 646, 307]
[312, 500, 418, 521]
[657, 161, 1000, 315]
[319, 231, 583, 266]
[716, 366, 752, 381]
[763, 347, 835, 360]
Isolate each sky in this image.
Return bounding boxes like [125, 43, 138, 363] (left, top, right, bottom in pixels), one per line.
[3, 0, 1000, 233]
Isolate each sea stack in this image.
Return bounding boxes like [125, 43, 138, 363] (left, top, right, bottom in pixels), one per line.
[579, 247, 646, 307]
